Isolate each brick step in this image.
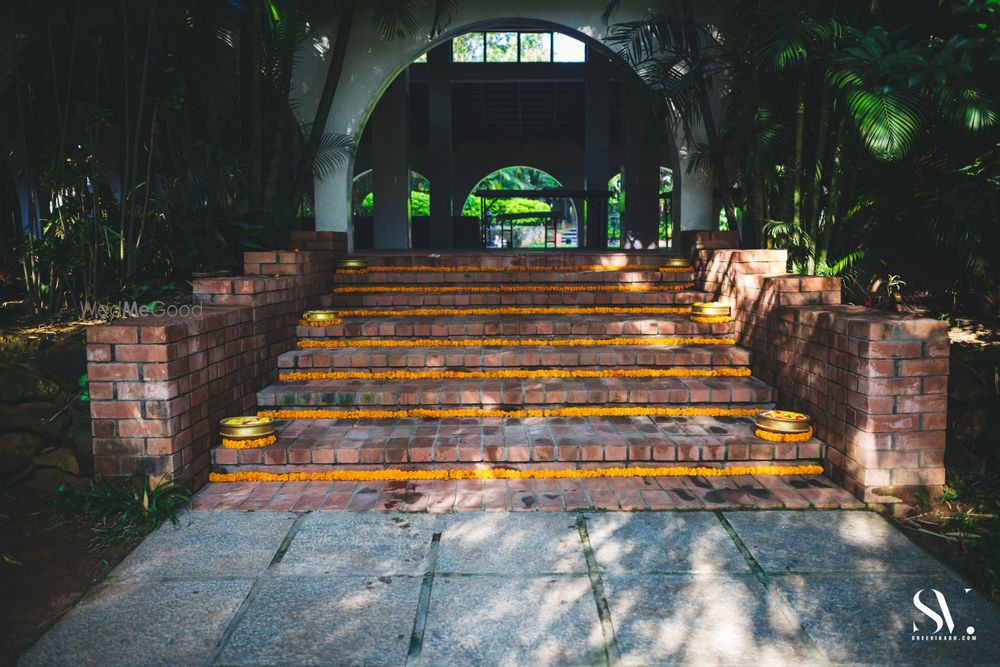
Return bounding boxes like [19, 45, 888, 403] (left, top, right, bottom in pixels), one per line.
[351, 251, 680, 268]
[334, 269, 692, 285]
[321, 289, 711, 308]
[211, 415, 822, 469]
[279, 344, 752, 371]
[257, 376, 775, 408]
[298, 313, 733, 339]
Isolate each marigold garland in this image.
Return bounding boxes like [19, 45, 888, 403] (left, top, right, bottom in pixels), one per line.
[332, 283, 695, 294]
[690, 315, 732, 324]
[334, 264, 690, 274]
[754, 427, 814, 443]
[279, 368, 752, 381]
[297, 336, 736, 349]
[299, 318, 343, 326]
[208, 464, 825, 483]
[302, 306, 693, 320]
[221, 435, 277, 449]
[257, 406, 760, 420]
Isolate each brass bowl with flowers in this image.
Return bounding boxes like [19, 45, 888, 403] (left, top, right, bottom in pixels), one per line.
[219, 416, 276, 440]
[755, 410, 812, 434]
[661, 257, 692, 269]
[691, 302, 732, 318]
[336, 258, 369, 270]
[302, 310, 342, 323]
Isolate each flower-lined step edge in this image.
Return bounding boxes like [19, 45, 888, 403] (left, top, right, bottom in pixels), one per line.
[335, 264, 691, 274]
[296, 337, 737, 349]
[754, 427, 814, 443]
[278, 368, 753, 381]
[221, 435, 277, 450]
[301, 306, 695, 320]
[331, 283, 695, 294]
[257, 406, 762, 420]
[208, 464, 826, 483]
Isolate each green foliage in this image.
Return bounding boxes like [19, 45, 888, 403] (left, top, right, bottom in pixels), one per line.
[57, 473, 191, 548]
[608, 0, 999, 286]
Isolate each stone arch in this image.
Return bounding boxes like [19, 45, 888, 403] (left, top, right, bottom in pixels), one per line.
[293, 1, 717, 247]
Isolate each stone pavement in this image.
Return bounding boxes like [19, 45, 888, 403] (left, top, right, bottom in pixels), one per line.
[21, 510, 1000, 666]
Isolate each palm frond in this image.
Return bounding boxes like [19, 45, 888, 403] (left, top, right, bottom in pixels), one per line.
[312, 132, 355, 178]
[430, 0, 457, 37]
[368, 0, 420, 41]
[842, 87, 923, 160]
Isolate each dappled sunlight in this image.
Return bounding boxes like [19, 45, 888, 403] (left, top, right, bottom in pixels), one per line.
[606, 574, 813, 664]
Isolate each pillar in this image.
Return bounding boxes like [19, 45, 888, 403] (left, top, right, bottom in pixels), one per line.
[622, 86, 660, 249]
[426, 44, 454, 248]
[372, 74, 410, 249]
[584, 52, 610, 250]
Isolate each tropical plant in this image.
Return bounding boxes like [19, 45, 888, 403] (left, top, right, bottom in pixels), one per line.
[57, 472, 191, 548]
[605, 0, 998, 283]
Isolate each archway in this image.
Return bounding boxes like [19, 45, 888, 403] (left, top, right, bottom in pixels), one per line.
[294, 3, 718, 248]
[463, 166, 581, 248]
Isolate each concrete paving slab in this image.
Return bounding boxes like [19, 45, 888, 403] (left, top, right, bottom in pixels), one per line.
[419, 575, 606, 666]
[724, 510, 942, 574]
[435, 513, 587, 574]
[216, 575, 423, 666]
[112, 511, 296, 579]
[19, 578, 252, 667]
[585, 512, 749, 574]
[277, 512, 437, 576]
[775, 573, 1000, 665]
[602, 574, 819, 666]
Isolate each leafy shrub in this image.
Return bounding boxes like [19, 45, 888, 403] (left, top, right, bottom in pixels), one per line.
[57, 472, 191, 548]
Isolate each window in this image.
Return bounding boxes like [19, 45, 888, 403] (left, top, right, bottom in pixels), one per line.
[553, 33, 586, 62]
[413, 52, 427, 63]
[452, 33, 485, 62]
[485, 32, 518, 62]
[451, 31, 585, 63]
[519, 33, 551, 62]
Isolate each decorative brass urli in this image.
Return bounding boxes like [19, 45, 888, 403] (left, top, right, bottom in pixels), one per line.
[661, 257, 693, 269]
[336, 257, 368, 270]
[755, 410, 813, 434]
[219, 416, 276, 440]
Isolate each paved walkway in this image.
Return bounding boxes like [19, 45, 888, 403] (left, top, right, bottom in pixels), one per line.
[21, 510, 1000, 666]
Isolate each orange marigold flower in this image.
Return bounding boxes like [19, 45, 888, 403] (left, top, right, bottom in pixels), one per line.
[278, 368, 752, 382]
[690, 315, 732, 324]
[311, 306, 693, 319]
[331, 283, 695, 294]
[754, 427, 814, 443]
[334, 264, 686, 274]
[297, 336, 736, 349]
[221, 435, 278, 449]
[256, 406, 761, 420]
[208, 464, 825, 484]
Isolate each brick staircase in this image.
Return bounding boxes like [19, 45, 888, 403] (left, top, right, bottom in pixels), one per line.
[211, 252, 826, 473]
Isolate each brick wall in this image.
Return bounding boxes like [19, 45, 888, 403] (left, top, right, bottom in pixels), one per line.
[86, 231, 345, 487]
[696, 244, 949, 504]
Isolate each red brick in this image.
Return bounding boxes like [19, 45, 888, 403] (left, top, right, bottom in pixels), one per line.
[88, 363, 139, 382]
[894, 431, 946, 450]
[115, 344, 171, 363]
[898, 359, 949, 377]
[87, 325, 138, 344]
